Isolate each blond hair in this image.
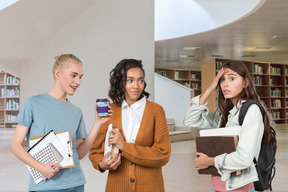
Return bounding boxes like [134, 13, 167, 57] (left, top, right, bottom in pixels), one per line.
[53, 54, 83, 79]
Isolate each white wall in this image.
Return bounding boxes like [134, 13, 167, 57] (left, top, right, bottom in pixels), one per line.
[154, 73, 192, 126]
[19, 0, 154, 130]
[0, 60, 21, 77]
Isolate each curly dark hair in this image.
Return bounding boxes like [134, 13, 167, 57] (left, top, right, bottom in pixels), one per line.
[108, 59, 150, 106]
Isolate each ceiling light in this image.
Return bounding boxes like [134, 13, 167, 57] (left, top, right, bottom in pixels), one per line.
[271, 35, 288, 40]
[255, 46, 272, 49]
[210, 54, 223, 58]
[242, 55, 257, 57]
[179, 61, 193, 63]
[183, 47, 201, 51]
[180, 54, 194, 58]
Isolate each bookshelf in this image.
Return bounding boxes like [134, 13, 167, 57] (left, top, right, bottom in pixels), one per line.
[155, 68, 201, 96]
[0, 71, 20, 128]
[201, 58, 288, 124]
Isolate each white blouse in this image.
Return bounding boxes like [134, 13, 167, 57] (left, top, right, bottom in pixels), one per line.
[121, 97, 146, 143]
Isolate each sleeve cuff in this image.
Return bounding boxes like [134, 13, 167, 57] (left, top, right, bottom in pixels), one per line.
[191, 95, 208, 106]
[215, 154, 232, 181]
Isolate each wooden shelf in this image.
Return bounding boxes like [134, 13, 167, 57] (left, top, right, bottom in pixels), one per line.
[155, 68, 201, 93]
[0, 71, 20, 128]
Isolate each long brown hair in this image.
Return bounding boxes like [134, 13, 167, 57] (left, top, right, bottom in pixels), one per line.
[217, 60, 276, 145]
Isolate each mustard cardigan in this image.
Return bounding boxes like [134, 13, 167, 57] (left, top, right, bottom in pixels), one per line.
[89, 100, 171, 192]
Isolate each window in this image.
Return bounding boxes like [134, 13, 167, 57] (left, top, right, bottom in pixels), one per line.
[0, 0, 19, 11]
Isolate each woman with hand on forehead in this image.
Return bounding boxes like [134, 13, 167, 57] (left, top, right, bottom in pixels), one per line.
[184, 60, 276, 192]
[11, 54, 112, 192]
[89, 59, 171, 192]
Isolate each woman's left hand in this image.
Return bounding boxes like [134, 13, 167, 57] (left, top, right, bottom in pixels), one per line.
[109, 129, 125, 151]
[195, 152, 214, 170]
[95, 104, 113, 125]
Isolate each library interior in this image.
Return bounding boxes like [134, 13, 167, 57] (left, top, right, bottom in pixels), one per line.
[0, 0, 288, 192]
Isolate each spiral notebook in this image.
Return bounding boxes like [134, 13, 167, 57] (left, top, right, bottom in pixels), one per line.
[30, 130, 74, 169]
[27, 130, 70, 184]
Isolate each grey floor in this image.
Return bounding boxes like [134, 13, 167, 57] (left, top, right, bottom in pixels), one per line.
[0, 124, 287, 192]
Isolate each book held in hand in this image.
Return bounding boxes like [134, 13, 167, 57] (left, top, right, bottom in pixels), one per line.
[27, 130, 73, 184]
[27, 142, 64, 184]
[30, 130, 74, 169]
[196, 126, 241, 176]
[104, 124, 120, 160]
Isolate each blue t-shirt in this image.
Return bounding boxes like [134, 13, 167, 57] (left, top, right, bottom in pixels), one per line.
[15, 93, 87, 191]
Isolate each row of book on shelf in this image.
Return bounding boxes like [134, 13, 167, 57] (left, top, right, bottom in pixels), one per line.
[270, 67, 281, 75]
[156, 70, 169, 77]
[271, 99, 282, 108]
[0, 87, 20, 97]
[174, 71, 200, 80]
[217, 62, 288, 75]
[215, 61, 223, 71]
[268, 111, 288, 120]
[156, 70, 200, 80]
[254, 64, 264, 74]
[271, 88, 282, 97]
[6, 76, 19, 85]
[255, 76, 288, 87]
[254, 64, 288, 75]
[270, 111, 288, 120]
[256, 88, 283, 97]
[6, 99, 19, 110]
[5, 114, 17, 122]
[181, 82, 201, 89]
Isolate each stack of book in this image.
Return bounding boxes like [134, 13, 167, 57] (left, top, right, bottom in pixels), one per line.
[196, 126, 241, 176]
[27, 130, 74, 184]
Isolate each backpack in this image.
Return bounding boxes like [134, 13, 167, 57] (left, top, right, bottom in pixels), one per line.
[238, 100, 277, 191]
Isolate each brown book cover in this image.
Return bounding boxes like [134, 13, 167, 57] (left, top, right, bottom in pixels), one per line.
[195, 136, 241, 176]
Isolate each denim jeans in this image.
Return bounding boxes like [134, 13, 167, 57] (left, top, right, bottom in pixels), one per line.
[210, 186, 255, 192]
[31, 185, 84, 192]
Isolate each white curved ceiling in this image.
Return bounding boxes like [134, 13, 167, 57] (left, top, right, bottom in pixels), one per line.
[155, 0, 263, 41]
[155, 0, 288, 69]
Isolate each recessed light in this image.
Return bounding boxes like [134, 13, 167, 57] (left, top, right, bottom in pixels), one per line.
[183, 47, 201, 51]
[210, 54, 223, 58]
[242, 55, 257, 57]
[271, 35, 288, 40]
[179, 54, 194, 58]
[255, 46, 272, 49]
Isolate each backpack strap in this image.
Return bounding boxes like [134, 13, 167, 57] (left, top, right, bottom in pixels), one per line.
[238, 100, 264, 126]
[239, 100, 265, 165]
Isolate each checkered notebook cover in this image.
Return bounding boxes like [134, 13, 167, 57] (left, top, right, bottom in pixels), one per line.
[27, 130, 66, 184]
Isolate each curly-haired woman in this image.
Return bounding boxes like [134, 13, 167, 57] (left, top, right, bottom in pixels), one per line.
[89, 59, 171, 192]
